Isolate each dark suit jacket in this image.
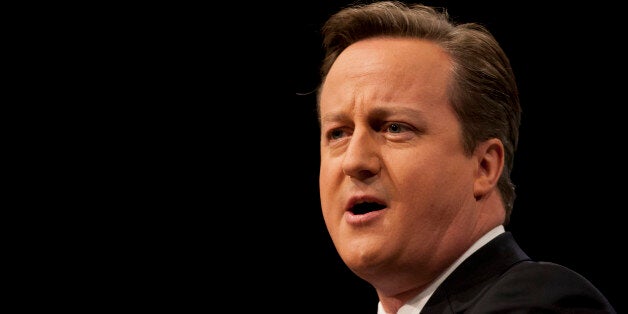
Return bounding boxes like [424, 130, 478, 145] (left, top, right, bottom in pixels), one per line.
[421, 232, 616, 313]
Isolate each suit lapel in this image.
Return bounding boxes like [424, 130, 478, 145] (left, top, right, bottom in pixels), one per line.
[422, 232, 531, 313]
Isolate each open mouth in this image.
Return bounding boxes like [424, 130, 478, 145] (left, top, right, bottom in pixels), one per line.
[350, 202, 386, 215]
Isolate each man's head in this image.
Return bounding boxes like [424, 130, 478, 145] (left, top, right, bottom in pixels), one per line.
[317, 1, 520, 296]
[318, 1, 520, 221]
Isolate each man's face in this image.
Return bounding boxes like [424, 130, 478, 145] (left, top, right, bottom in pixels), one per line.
[318, 37, 482, 290]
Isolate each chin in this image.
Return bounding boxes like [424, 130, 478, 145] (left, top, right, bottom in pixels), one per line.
[339, 241, 385, 271]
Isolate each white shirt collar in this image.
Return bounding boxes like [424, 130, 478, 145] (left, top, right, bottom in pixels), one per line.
[377, 225, 505, 314]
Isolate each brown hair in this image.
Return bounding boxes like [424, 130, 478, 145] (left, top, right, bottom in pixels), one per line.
[318, 1, 521, 223]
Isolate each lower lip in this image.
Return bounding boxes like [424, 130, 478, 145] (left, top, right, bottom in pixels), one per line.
[344, 209, 385, 225]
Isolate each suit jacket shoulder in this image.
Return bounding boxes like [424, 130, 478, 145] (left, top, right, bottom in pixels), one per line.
[422, 232, 616, 313]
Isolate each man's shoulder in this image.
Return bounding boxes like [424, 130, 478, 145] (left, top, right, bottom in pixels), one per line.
[495, 260, 595, 290]
[424, 232, 616, 313]
[470, 260, 616, 313]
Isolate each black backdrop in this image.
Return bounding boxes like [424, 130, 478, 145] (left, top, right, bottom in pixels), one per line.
[117, 1, 623, 312]
[288, 1, 623, 313]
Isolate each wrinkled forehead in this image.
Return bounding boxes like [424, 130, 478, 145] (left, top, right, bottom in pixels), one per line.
[320, 37, 453, 117]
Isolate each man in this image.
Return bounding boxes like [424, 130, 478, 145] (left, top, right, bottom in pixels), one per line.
[316, 1, 616, 313]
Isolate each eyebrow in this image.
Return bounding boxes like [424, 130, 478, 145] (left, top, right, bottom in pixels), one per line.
[320, 111, 347, 124]
[320, 106, 427, 124]
[371, 107, 425, 119]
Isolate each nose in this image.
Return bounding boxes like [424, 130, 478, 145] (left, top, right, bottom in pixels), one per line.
[342, 128, 381, 181]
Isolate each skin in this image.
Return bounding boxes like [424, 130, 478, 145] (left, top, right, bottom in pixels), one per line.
[319, 37, 506, 314]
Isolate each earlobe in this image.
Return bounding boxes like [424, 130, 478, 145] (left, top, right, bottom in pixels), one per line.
[473, 138, 504, 199]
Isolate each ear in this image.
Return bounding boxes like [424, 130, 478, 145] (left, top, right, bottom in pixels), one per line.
[473, 138, 504, 199]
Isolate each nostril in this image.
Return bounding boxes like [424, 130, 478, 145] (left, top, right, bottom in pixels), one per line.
[344, 168, 378, 181]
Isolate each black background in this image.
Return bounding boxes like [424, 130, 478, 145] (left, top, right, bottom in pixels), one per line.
[288, 1, 623, 313]
[98, 1, 623, 312]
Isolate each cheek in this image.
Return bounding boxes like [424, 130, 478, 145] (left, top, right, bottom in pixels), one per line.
[319, 161, 331, 192]
[389, 155, 466, 205]
[319, 160, 338, 210]
[399, 160, 473, 220]
[319, 171, 341, 237]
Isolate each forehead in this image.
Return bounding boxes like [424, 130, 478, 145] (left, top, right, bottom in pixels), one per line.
[320, 37, 453, 116]
[331, 37, 451, 75]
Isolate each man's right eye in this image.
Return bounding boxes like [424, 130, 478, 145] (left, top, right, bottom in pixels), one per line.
[329, 129, 346, 140]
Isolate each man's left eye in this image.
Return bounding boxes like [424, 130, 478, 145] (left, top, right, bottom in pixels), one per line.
[387, 123, 403, 133]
